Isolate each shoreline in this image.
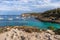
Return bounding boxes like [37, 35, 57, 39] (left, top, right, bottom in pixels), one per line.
[35, 17, 60, 24]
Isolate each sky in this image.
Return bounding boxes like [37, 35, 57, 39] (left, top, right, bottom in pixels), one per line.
[0, 0, 60, 15]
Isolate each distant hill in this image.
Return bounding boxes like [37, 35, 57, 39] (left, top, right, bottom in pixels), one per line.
[28, 8, 60, 23]
[22, 8, 60, 20]
[28, 8, 60, 18]
[41, 8, 60, 18]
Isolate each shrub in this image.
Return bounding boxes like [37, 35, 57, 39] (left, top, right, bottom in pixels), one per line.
[48, 26, 55, 30]
[54, 29, 60, 35]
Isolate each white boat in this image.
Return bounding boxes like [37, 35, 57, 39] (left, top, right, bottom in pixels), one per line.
[0, 17, 4, 20]
[16, 17, 20, 19]
[21, 17, 26, 20]
[8, 18, 13, 20]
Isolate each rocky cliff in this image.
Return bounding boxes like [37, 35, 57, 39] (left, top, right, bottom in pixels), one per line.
[0, 26, 60, 40]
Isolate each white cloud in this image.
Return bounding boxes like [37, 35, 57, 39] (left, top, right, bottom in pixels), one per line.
[31, 0, 60, 9]
[17, 6, 32, 11]
[0, 0, 60, 11]
[0, 5, 32, 11]
[0, 1, 32, 11]
[43, 0, 51, 3]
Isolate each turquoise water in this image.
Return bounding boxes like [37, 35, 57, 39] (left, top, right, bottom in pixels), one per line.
[0, 15, 60, 29]
[27, 20, 60, 29]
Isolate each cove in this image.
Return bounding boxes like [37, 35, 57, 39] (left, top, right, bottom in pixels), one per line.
[0, 15, 60, 29]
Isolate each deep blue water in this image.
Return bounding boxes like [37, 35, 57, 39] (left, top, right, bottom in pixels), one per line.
[0, 15, 60, 29]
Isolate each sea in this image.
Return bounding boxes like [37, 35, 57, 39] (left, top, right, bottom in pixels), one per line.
[0, 15, 60, 29]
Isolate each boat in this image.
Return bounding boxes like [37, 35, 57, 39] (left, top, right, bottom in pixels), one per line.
[8, 18, 13, 20]
[0, 17, 4, 20]
[16, 16, 20, 19]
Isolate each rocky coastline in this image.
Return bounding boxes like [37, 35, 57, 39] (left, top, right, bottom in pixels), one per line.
[0, 26, 60, 40]
[21, 8, 60, 24]
[21, 13, 60, 24]
[35, 17, 60, 24]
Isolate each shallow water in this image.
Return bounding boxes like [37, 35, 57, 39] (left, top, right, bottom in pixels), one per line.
[0, 15, 60, 29]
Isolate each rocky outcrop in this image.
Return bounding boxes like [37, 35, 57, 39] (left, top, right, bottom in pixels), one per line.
[0, 27, 60, 40]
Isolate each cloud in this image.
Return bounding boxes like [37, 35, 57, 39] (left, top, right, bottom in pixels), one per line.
[31, 0, 60, 9]
[0, 1, 32, 11]
[0, 0, 60, 12]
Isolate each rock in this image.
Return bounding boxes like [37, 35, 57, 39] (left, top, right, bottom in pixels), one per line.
[54, 35, 60, 40]
[0, 28, 60, 40]
[46, 30, 55, 35]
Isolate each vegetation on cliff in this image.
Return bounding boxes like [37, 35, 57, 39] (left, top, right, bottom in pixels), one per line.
[0, 26, 41, 33]
[30, 8, 60, 18]
[41, 8, 60, 19]
[27, 8, 60, 23]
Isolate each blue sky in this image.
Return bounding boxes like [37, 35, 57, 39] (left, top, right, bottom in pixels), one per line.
[0, 0, 60, 15]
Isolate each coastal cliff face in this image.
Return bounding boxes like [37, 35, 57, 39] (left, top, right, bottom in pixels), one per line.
[21, 8, 60, 20]
[41, 8, 60, 20]
[0, 26, 60, 40]
[26, 8, 60, 23]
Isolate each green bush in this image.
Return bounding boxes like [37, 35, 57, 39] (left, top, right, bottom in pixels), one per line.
[48, 26, 55, 30]
[54, 29, 60, 35]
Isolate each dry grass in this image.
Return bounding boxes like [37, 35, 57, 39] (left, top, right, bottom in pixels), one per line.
[13, 26, 41, 33]
[0, 26, 41, 33]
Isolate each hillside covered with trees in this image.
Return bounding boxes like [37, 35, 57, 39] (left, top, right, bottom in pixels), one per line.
[41, 8, 60, 18]
[29, 8, 60, 23]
